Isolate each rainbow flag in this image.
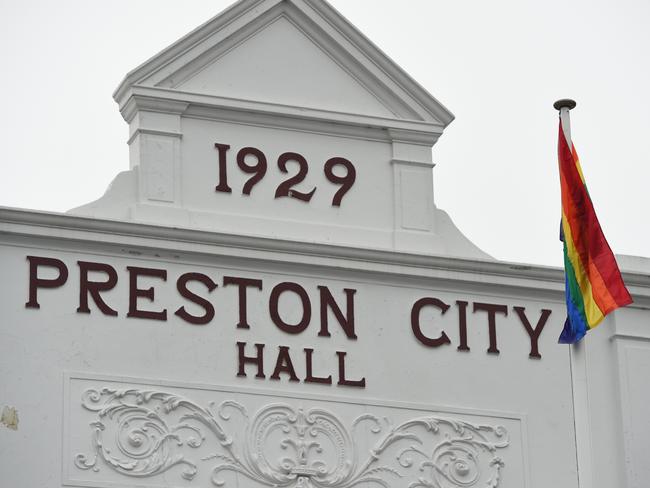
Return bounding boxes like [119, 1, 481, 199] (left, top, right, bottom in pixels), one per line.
[557, 119, 632, 344]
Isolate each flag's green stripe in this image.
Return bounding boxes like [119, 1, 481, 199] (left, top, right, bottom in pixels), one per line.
[564, 245, 590, 328]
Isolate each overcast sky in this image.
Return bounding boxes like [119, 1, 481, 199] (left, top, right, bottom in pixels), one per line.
[1, 0, 648, 267]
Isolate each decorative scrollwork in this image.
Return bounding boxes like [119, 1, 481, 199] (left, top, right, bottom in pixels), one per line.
[75, 388, 510, 487]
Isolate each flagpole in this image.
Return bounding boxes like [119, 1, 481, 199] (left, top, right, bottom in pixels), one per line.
[555, 96, 594, 488]
[554, 98, 577, 146]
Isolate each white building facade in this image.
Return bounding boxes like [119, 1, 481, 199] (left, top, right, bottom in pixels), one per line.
[1, 1, 649, 487]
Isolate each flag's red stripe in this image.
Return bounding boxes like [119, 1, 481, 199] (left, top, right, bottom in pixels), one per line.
[559, 175, 615, 316]
[558, 126, 631, 308]
[558, 125, 632, 309]
[558, 150, 629, 309]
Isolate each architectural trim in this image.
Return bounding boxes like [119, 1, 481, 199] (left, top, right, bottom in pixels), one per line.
[119, 86, 445, 137]
[4, 207, 648, 302]
[126, 128, 183, 145]
[113, 0, 454, 127]
[4, 208, 648, 306]
[390, 158, 436, 169]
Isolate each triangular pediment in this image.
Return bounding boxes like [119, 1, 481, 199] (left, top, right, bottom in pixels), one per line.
[173, 16, 395, 118]
[114, 0, 454, 126]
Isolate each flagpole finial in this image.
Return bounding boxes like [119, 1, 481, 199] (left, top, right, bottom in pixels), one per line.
[554, 99, 577, 111]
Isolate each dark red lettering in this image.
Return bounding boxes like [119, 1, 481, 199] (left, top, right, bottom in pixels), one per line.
[457, 300, 470, 352]
[25, 256, 68, 309]
[336, 351, 366, 388]
[411, 297, 451, 348]
[214, 143, 233, 193]
[270, 346, 300, 382]
[513, 306, 551, 359]
[77, 261, 118, 316]
[304, 348, 332, 385]
[473, 302, 508, 354]
[237, 342, 265, 379]
[126, 266, 167, 321]
[269, 282, 311, 334]
[237, 147, 267, 195]
[275, 152, 316, 202]
[324, 157, 356, 207]
[318, 286, 357, 339]
[223, 276, 263, 329]
[175, 273, 217, 325]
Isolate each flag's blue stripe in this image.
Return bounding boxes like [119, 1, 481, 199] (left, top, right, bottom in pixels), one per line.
[559, 272, 589, 344]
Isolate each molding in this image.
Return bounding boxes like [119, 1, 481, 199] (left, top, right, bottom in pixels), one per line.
[2, 207, 650, 303]
[388, 128, 441, 145]
[65, 371, 527, 420]
[121, 95, 189, 124]
[610, 333, 650, 343]
[185, 101, 390, 142]
[112, 0, 454, 127]
[126, 128, 183, 145]
[119, 86, 445, 137]
[0, 207, 557, 283]
[390, 158, 436, 169]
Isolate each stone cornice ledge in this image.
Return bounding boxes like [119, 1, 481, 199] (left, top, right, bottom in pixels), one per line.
[1, 207, 649, 303]
[118, 86, 444, 144]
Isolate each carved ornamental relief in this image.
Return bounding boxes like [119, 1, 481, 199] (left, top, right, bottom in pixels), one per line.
[74, 388, 510, 488]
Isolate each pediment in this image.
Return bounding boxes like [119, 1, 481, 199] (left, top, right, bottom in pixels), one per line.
[114, 0, 454, 126]
[173, 16, 395, 118]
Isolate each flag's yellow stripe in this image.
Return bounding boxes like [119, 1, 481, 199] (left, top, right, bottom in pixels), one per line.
[562, 212, 605, 328]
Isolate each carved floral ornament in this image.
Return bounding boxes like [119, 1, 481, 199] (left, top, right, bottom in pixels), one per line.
[75, 388, 510, 488]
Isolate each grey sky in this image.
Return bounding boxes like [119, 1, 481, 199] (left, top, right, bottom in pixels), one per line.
[1, 0, 648, 266]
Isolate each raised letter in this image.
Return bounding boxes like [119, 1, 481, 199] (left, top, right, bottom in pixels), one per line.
[223, 276, 263, 329]
[270, 346, 300, 382]
[473, 302, 508, 355]
[126, 267, 167, 321]
[457, 300, 470, 352]
[324, 157, 356, 207]
[175, 273, 217, 325]
[336, 351, 366, 388]
[270, 282, 311, 334]
[304, 348, 333, 385]
[214, 143, 233, 193]
[77, 261, 118, 316]
[318, 287, 357, 339]
[411, 297, 451, 348]
[513, 306, 552, 359]
[237, 147, 268, 195]
[25, 256, 68, 309]
[237, 342, 265, 379]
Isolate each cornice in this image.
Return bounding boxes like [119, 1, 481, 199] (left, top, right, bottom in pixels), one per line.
[119, 86, 445, 141]
[388, 128, 441, 146]
[2, 207, 648, 306]
[126, 128, 183, 145]
[390, 158, 436, 169]
[0, 207, 556, 284]
[121, 95, 190, 124]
